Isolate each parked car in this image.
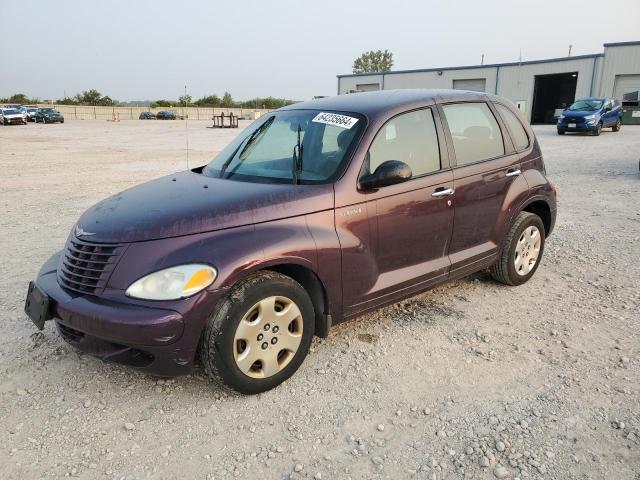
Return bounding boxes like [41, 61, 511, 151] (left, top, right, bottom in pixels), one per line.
[139, 111, 157, 120]
[557, 97, 622, 135]
[34, 108, 64, 123]
[1, 107, 27, 125]
[24, 106, 39, 122]
[156, 110, 177, 120]
[25, 90, 557, 394]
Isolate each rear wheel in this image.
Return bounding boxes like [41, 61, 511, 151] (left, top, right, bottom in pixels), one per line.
[199, 271, 315, 394]
[490, 212, 545, 286]
[612, 119, 621, 132]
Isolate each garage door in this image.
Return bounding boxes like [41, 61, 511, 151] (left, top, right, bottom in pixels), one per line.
[452, 78, 486, 92]
[613, 74, 640, 101]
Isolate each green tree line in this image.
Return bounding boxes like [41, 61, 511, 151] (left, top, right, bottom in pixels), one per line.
[2, 90, 297, 109]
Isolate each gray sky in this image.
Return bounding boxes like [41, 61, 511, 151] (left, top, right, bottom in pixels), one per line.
[1, 0, 639, 102]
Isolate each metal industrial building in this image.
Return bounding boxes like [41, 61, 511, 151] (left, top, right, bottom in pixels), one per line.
[337, 41, 640, 123]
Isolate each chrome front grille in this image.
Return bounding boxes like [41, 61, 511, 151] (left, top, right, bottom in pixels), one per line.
[57, 237, 124, 295]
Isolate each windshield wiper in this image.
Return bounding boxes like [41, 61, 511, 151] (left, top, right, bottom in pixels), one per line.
[291, 124, 303, 185]
[218, 116, 274, 178]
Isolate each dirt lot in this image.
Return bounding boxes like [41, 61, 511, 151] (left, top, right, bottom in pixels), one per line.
[1, 120, 639, 480]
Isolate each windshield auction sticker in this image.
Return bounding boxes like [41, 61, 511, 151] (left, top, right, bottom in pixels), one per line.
[312, 112, 359, 129]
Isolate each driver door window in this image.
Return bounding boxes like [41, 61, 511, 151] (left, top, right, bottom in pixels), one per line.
[368, 109, 441, 177]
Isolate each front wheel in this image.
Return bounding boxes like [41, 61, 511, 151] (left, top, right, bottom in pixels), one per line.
[490, 212, 545, 286]
[612, 119, 621, 132]
[557, 129, 565, 135]
[199, 271, 315, 394]
[593, 122, 602, 136]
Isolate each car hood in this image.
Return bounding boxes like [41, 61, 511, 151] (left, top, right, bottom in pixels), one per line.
[563, 110, 600, 117]
[75, 170, 334, 243]
[3, 113, 23, 118]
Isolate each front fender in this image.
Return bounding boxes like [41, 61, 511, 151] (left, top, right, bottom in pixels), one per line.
[109, 216, 321, 291]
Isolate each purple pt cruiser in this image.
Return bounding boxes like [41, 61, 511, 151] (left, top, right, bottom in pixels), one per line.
[25, 90, 557, 394]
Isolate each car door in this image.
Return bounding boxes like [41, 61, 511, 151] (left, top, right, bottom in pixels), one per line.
[439, 101, 525, 278]
[600, 99, 611, 126]
[338, 107, 455, 316]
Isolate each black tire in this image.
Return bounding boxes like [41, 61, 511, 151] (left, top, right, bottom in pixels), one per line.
[557, 129, 565, 135]
[199, 271, 315, 394]
[61, 119, 64, 123]
[612, 119, 621, 132]
[490, 212, 546, 286]
[593, 122, 602, 136]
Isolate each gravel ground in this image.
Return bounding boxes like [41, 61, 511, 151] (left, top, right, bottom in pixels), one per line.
[1, 120, 639, 480]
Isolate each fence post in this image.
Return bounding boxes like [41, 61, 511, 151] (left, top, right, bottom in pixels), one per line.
[74, 106, 77, 120]
[93, 106, 96, 120]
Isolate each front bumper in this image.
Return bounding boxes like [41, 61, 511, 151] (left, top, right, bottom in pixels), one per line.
[29, 252, 227, 376]
[557, 120, 597, 132]
[4, 117, 26, 124]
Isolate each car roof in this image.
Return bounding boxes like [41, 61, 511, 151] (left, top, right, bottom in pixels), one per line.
[281, 89, 496, 118]
[576, 97, 607, 101]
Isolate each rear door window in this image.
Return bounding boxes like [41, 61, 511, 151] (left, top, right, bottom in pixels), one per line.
[368, 108, 441, 177]
[442, 103, 505, 166]
[495, 103, 530, 151]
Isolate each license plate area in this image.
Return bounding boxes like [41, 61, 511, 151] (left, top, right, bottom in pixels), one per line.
[568, 123, 576, 128]
[25, 282, 52, 330]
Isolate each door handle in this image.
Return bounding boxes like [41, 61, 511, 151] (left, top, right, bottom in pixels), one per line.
[431, 187, 454, 198]
[506, 169, 521, 177]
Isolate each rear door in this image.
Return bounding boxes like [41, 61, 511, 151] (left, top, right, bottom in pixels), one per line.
[439, 101, 523, 278]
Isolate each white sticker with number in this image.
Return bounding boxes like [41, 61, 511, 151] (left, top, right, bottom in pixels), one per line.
[312, 112, 359, 129]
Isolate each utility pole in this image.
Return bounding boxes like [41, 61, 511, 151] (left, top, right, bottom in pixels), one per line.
[568, 44, 572, 57]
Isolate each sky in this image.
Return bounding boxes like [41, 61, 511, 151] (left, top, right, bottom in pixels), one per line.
[1, 0, 639, 102]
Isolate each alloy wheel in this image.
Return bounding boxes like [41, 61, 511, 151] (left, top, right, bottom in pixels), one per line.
[514, 226, 541, 276]
[233, 296, 303, 379]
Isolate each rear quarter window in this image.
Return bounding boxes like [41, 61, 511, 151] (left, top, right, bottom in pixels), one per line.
[442, 102, 504, 166]
[495, 103, 530, 151]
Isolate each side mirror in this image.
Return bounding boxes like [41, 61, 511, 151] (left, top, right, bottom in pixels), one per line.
[605, 106, 612, 112]
[359, 160, 412, 190]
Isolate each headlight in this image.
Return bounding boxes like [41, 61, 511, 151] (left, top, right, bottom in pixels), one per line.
[584, 114, 596, 120]
[125, 264, 216, 300]
[558, 114, 565, 120]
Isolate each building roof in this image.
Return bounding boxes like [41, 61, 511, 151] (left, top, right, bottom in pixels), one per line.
[603, 40, 640, 48]
[337, 53, 604, 79]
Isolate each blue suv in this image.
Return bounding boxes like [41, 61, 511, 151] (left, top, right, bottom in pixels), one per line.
[557, 97, 622, 136]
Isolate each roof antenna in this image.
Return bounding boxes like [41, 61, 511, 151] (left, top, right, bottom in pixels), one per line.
[184, 85, 190, 171]
[481, 53, 484, 65]
[567, 44, 572, 57]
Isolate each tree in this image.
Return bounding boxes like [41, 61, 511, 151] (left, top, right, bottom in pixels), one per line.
[352, 49, 394, 74]
[75, 89, 102, 105]
[7, 93, 31, 104]
[178, 94, 192, 106]
[150, 100, 173, 108]
[221, 91, 234, 107]
[194, 95, 221, 107]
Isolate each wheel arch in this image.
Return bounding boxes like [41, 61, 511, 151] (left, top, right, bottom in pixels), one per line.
[521, 199, 552, 236]
[264, 263, 331, 339]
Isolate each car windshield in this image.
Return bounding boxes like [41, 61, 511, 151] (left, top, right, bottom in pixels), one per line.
[4, 109, 19, 114]
[202, 110, 365, 184]
[567, 100, 603, 111]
